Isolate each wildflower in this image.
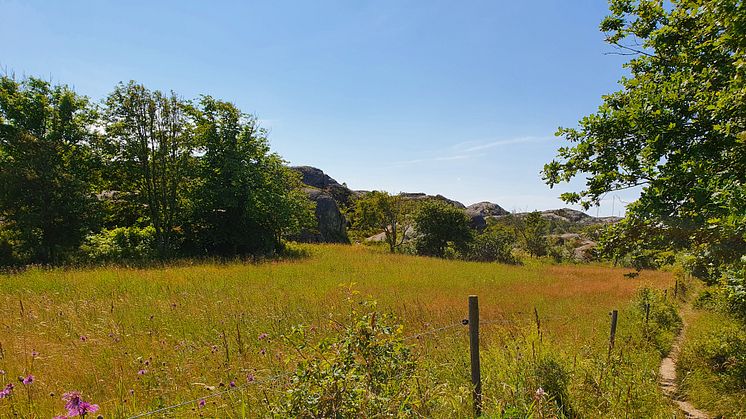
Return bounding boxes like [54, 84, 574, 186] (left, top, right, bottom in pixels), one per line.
[80, 336, 87, 342]
[0, 370, 4, 375]
[259, 348, 266, 356]
[535, 387, 546, 399]
[62, 391, 100, 417]
[258, 333, 268, 340]
[137, 369, 147, 375]
[229, 380, 236, 388]
[247, 373, 255, 383]
[22, 375, 34, 385]
[31, 350, 39, 358]
[198, 399, 206, 408]
[0, 383, 14, 398]
[129, 389, 134, 395]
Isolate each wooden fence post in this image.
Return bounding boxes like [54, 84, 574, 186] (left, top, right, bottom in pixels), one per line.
[468, 295, 482, 417]
[608, 309, 618, 359]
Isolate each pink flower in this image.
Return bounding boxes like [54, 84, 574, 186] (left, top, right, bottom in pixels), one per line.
[535, 387, 546, 399]
[21, 375, 34, 385]
[198, 399, 206, 408]
[229, 380, 236, 388]
[137, 369, 147, 375]
[247, 373, 255, 383]
[259, 348, 266, 356]
[0, 383, 14, 398]
[31, 351, 39, 358]
[62, 391, 99, 417]
[80, 335, 87, 342]
[258, 333, 268, 340]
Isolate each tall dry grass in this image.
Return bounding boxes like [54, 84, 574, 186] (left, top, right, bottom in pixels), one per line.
[0, 244, 678, 417]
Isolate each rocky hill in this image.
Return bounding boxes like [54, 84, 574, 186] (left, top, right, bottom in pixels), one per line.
[290, 166, 621, 244]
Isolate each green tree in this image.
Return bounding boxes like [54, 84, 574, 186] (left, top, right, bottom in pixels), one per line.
[413, 200, 472, 258]
[519, 212, 550, 257]
[543, 0, 745, 277]
[0, 76, 99, 264]
[103, 82, 194, 258]
[351, 191, 413, 252]
[189, 96, 311, 256]
[465, 223, 518, 264]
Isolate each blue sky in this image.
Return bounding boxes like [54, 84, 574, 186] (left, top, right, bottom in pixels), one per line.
[0, 0, 640, 216]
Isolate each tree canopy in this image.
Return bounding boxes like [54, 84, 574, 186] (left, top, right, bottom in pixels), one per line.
[0, 75, 312, 265]
[543, 0, 745, 278]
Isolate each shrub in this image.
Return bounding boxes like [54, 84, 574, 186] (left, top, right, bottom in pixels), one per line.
[273, 303, 421, 417]
[413, 200, 472, 258]
[465, 225, 518, 264]
[81, 226, 156, 262]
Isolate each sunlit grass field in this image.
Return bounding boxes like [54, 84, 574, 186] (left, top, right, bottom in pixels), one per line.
[0, 244, 681, 417]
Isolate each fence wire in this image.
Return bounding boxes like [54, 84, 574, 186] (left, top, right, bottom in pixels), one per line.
[126, 311, 576, 418]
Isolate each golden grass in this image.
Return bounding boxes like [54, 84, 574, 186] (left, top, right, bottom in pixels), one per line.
[0, 244, 676, 417]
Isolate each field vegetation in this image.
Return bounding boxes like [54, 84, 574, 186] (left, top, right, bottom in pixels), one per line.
[0, 244, 682, 417]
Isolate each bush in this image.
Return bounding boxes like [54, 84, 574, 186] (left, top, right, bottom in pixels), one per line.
[273, 303, 421, 417]
[413, 200, 472, 258]
[465, 225, 519, 264]
[81, 226, 156, 262]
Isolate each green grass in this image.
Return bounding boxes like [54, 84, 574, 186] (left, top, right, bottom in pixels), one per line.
[678, 308, 746, 417]
[0, 244, 680, 417]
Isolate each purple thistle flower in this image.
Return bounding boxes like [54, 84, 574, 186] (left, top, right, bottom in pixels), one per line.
[198, 399, 206, 408]
[229, 380, 236, 388]
[259, 348, 266, 356]
[0, 383, 14, 399]
[31, 350, 39, 358]
[63, 391, 100, 417]
[137, 369, 147, 375]
[21, 375, 34, 385]
[258, 332, 268, 340]
[247, 373, 255, 383]
[80, 335, 87, 342]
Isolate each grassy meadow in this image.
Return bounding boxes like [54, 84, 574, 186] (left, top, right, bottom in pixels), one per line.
[0, 244, 682, 417]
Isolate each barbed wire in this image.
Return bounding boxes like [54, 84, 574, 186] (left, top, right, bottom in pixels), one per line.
[127, 371, 291, 419]
[126, 311, 590, 417]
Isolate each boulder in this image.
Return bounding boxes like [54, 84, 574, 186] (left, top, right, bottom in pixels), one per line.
[465, 208, 487, 231]
[467, 201, 509, 217]
[298, 188, 349, 243]
[291, 166, 354, 208]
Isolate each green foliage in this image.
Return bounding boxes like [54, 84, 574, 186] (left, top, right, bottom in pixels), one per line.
[636, 287, 682, 355]
[0, 76, 100, 264]
[350, 191, 414, 253]
[678, 309, 746, 416]
[543, 0, 746, 273]
[103, 82, 193, 258]
[187, 96, 312, 257]
[413, 200, 472, 258]
[724, 259, 746, 319]
[465, 224, 519, 264]
[80, 226, 156, 262]
[273, 303, 421, 417]
[519, 212, 549, 257]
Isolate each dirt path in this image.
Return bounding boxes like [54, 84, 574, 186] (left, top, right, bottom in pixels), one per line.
[659, 312, 710, 419]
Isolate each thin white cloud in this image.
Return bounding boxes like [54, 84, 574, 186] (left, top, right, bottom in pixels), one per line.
[459, 135, 553, 152]
[388, 135, 553, 168]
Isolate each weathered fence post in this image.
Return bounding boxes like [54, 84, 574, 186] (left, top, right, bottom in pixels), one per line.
[468, 295, 482, 417]
[608, 309, 618, 359]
